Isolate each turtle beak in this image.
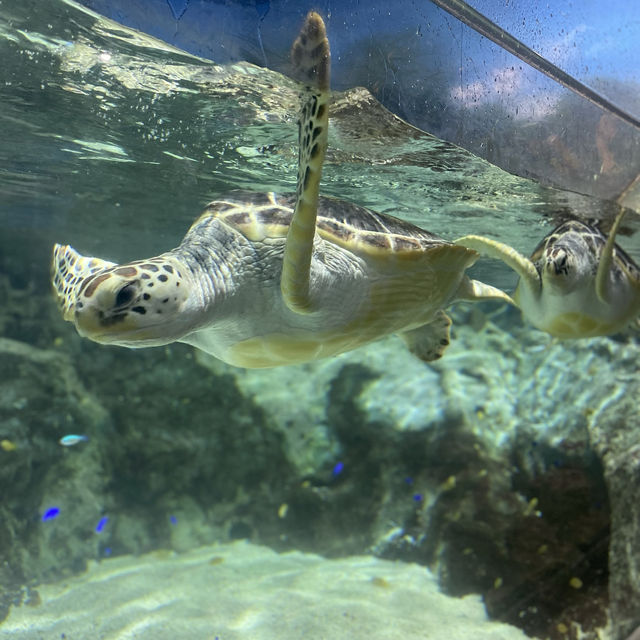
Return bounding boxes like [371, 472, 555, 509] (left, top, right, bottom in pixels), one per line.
[547, 248, 569, 276]
[74, 304, 127, 340]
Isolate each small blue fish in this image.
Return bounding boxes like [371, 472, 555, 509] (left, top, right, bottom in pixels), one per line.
[332, 462, 344, 477]
[42, 507, 60, 521]
[59, 434, 89, 447]
[95, 516, 109, 533]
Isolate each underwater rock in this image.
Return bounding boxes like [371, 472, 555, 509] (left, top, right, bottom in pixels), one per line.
[1, 540, 529, 640]
[68, 340, 295, 555]
[0, 336, 110, 616]
[0, 293, 296, 620]
[1, 265, 636, 639]
[197, 306, 638, 638]
[587, 382, 640, 639]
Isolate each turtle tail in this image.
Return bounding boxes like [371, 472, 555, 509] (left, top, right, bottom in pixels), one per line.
[281, 11, 331, 314]
[51, 244, 115, 321]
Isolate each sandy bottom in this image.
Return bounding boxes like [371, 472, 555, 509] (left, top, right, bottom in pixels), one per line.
[2, 541, 529, 640]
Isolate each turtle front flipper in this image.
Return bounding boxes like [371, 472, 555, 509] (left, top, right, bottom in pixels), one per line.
[52, 244, 116, 321]
[280, 11, 331, 314]
[595, 207, 626, 303]
[455, 235, 540, 296]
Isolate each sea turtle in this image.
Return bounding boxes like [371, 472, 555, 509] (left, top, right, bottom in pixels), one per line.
[455, 209, 640, 338]
[51, 12, 513, 369]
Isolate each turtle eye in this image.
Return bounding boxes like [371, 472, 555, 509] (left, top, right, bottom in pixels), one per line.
[115, 282, 137, 308]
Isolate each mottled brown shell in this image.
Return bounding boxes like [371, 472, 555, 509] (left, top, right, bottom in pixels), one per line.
[194, 190, 452, 258]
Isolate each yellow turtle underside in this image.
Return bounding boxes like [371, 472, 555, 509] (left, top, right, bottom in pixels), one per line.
[536, 311, 628, 339]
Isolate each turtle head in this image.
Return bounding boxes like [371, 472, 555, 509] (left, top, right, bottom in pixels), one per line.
[52, 244, 194, 347]
[536, 228, 596, 294]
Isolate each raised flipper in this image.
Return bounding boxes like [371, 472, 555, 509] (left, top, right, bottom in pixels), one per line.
[595, 207, 626, 303]
[400, 310, 451, 362]
[454, 235, 540, 294]
[280, 12, 331, 314]
[52, 244, 116, 320]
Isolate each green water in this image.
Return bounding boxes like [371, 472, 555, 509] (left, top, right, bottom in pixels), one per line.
[1, 1, 639, 638]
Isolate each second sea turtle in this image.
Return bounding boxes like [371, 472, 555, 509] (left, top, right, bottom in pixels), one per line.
[456, 210, 640, 337]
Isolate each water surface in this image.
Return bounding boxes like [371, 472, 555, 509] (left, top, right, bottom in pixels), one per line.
[2, 0, 637, 293]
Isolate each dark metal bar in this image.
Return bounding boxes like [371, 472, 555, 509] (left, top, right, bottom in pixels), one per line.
[429, 0, 640, 132]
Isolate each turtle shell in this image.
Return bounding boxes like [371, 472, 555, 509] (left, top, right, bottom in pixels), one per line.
[193, 190, 452, 258]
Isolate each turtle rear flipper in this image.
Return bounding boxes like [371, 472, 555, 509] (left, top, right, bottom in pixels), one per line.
[399, 310, 451, 362]
[281, 11, 331, 314]
[52, 244, 116, 321]
[455, 276, 516, 306]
